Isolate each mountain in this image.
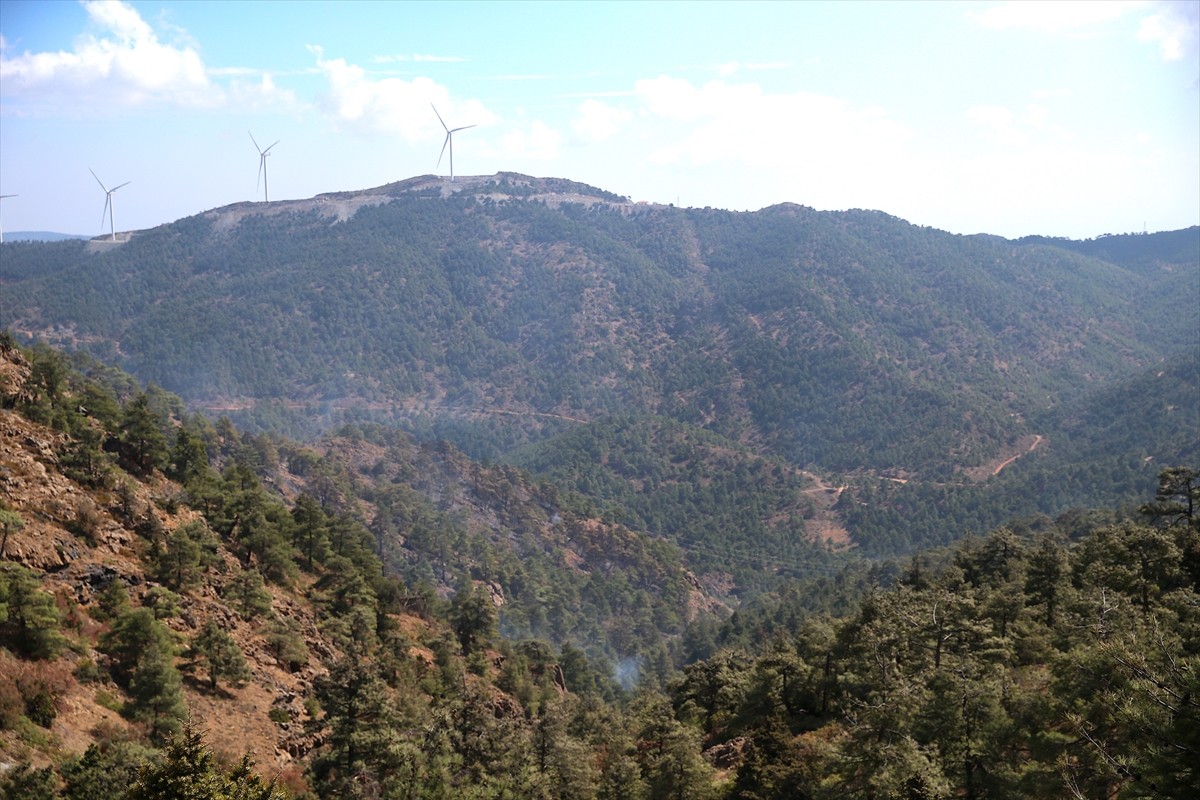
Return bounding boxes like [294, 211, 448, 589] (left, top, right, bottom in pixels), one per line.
[3, 337, 1196, 800]
[0, 335, 714, 795]
[2, 173, 1196, 561]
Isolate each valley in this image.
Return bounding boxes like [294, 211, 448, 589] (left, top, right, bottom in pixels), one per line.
[0, 174, 1196, 799]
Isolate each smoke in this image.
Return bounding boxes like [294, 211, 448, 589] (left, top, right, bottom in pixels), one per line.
[614, 656, 642, 691]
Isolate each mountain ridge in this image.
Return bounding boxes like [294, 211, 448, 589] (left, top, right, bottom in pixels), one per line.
[2, 173, 1196, 559]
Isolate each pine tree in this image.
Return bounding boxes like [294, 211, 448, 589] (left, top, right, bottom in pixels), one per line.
[100, 607, 188, 741]
[310, 654, 402, 798]
[61, 741, 154, 800]
[128, 725, 288, 800]
[128, 637, 188, 742]
[450, 582, 497, 656]
[153, 525, 204, 591]
[169, 426, 210, 485]
[187, 619, 251, 692]
[224, 567, 274, 619]
[120, 391, 170, 474]
[0, 563, 64, 659]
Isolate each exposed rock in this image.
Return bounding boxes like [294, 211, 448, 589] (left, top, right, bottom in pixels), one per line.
[705, 736, 749, 770]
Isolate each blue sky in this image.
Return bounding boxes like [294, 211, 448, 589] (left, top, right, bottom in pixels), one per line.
[1, 0, 1197, 239]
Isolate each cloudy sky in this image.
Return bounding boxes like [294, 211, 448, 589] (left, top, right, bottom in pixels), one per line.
[1, 0, 1197, 239]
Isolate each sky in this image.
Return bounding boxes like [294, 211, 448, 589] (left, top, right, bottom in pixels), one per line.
[1, 0, 1197, 240]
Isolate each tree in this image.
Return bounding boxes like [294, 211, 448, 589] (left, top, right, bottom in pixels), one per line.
[310, 655, 402, 798]
[1141, 466, 1200, 591]
[169, 426, 210, 485]
[128, 725, 288, 800]
[1055, 620, 1200, 799]
[731, 714, 812, 800]
[291, 492, 330, 570]
[450, 583, 497, 656]
[100, 607, 187, 741]
[187, 619, 251, 692]
[634, 694, 716, 800]
[0, 563, 64, 659]
[533, 697, 600, 800]
[128, 633, 188, 742]
[0, 764, 58, 800]
[1078, 522, 1182, 617]
[224, 567, 274, 619]
[153, 525, 203, 592]
[1024, 533, 1070, 627]
[264, 616, 309, 672]
[1140, 466, 1198, 529]
[61, 740, 155, 800]
[120, 391, 170, 474]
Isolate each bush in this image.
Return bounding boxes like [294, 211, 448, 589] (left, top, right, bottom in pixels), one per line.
[143, 587, 182, 620]
[71, 497, 104, 543]
[0, 670, 23, 730]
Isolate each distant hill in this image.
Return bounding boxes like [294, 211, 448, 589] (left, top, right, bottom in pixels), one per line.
[1016, 227, 1199, 276]
[3, 230, 90, 242]
[1, 173, 1196, 560]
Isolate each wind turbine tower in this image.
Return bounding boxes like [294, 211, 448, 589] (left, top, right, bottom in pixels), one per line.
[90, 170, 130, 242]
[0, 194, 15, 244]
[432, 104, 475, 182]
[249, 132, 279, 202]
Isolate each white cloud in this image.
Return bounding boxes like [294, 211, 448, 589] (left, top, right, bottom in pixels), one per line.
[631, 77, 911, 171]
[0, 0, 220, 109]
[229, 72, 305, 114]
[309, 45, 495, 140]
[972, 0, 1196, 61]
[1138, 3, 1200, 60]
[971, 1, 1144, 32]
[965, 103, 1073, 147]
[571, 99, 631, 143]
[503, 120, 561, 160]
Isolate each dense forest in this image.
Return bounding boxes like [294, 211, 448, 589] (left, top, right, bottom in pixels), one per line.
[2, 175, 1196, 563]
[1, 336, 1197, 799]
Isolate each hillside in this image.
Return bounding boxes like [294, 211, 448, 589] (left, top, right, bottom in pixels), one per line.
[1, 174, 1196, 559]
[2, 336, 1196, 799]
[0, 336, 721, 796]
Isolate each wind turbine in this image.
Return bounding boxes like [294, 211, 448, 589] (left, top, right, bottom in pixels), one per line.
[0, 194, 14, 244]
[432, 104, 475, 182]
[249, 132, 279, 202]
[90, 169, 130, 242]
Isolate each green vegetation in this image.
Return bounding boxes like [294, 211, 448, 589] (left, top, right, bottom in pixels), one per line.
[0, 189, 1197, 800]
[2, 186, 1194, 564]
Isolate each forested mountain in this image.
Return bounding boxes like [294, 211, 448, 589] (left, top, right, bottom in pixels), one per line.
[1, 337, 1196, 799]
[1, 173, 1196, 564]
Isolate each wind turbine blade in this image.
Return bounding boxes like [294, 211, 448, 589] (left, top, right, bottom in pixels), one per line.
[264, 140, 280, 154]
[89, 168, 108, 192]
[451, 124, 476, 133]
[437, 133, 450, 169]
[257, 157, 264, 193]
[249, 130, 263, 154]
[431, 103, 449, 132]
[101, 195, 111, 229]
[112, 181, 131, 192]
